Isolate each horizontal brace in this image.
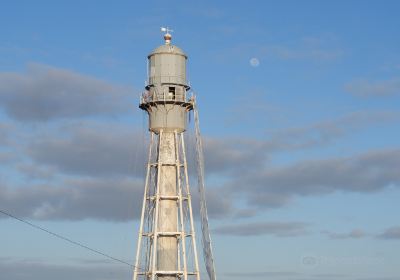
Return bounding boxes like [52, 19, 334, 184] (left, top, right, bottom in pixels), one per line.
[158, 231, 185, 237]
[141, 232, 192, 237]
[149, 163, 185, 167]
[136, 271, 198, 276]
[147, 195, 188, 201]
[155, 271, 183, 275]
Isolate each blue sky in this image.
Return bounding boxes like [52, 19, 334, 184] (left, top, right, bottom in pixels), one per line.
[1, 1, 400, 279]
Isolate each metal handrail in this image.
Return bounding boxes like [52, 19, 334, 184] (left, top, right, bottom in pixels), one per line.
[141, 90, 193, 103]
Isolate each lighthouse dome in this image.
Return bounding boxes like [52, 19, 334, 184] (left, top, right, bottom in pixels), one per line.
[148, 44, 187, 58]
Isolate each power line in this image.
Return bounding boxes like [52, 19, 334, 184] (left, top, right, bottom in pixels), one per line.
[0, 209, 139, 269]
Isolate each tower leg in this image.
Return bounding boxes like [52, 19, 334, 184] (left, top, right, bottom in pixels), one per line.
[133, 132, 155, 280]
[181, 133, 201, 280]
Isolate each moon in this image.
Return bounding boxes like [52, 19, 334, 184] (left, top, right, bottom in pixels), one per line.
[250, 57, 260, 67]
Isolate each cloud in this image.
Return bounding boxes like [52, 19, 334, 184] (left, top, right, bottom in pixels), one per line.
[27, 123, 147, 177]
[0, 151, 17, 164]
[356, 276, 399, 280]
[17, 164, 57, 180]
[266, 110, 400, 150]
[23, 121, 243, 214]
[214, 221, 309, 237]
[0, 123, 15, 145]
[0, 121, 235, 221]
[3, 108, 400, 221]
[321, 229, 366, 239]
[9, 109, 400, 219]
[22, 109, 400, 179]
[269, 35, 343, 61]
[0, 123, 19, 164]
[206, 111, 399, 176]
[214, 35, 343, 64]
[377, 226, 400, 239]
[0, 177, 233, 222]
[0, 63, 134, 121]
[26, 121, 264, 177]
[26, 121, 265, 179]
[265, 45, 343, 61]
[0, 259, 356, 280]
[223, 271, 300, 278]
[223, 110, 400, 158]
[191, 187, 235, 219]
[0, 178, 144, 221]
[220, 271, 352, 280]
[228, 148, 400, 208]
[345, 77, 400, 97]
[195, 6, 224, 19]
[0, 258, 131, 280]
[202, 137, 266, 175]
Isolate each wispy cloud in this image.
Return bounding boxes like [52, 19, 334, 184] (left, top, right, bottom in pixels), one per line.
[321, 229, 366, 239]
[345, 77, 400, 97]
[223, 271, 301, 278]
[214, 35, 343, 64]
[214, 221, 309, 237]
[220, 271, 351, 280]
[376, 226, 400, 239]
[264, 45, 343, 61]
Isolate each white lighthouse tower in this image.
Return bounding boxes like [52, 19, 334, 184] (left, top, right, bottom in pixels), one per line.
[133, 28, 215, 280]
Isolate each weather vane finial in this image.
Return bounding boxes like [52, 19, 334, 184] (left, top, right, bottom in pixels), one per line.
[160, 26, 173, 45]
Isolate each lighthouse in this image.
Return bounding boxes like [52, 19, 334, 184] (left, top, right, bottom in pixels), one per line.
[133, 28, 212, 280]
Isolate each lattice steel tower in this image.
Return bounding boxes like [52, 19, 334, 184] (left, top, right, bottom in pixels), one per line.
[133, 29, 205, 280]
